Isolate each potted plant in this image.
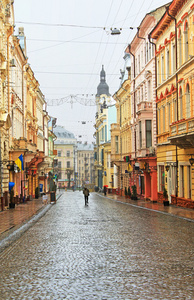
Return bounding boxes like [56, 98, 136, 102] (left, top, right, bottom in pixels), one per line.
[35, 187, 40, 199]
[9, 188, 15, 209]
[131, 185, 137, 200]
[128, 186, 131, 198]
[163, 187, 169, 206]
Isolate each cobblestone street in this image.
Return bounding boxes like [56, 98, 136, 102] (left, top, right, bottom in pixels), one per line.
[0, 191, 194, 299]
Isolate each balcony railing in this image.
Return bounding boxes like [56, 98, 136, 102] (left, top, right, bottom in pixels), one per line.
[169, 118, 194, 136]
[137, 101, 152, 113]
[169, 117, 194, 148]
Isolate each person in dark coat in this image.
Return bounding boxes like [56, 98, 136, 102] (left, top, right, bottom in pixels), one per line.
[83, 187, 89, 205]
[104, 186, 107, 196]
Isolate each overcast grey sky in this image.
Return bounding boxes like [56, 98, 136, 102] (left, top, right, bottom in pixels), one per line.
[14, 0, 169, 143]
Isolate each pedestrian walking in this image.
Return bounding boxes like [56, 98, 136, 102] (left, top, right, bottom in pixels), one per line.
[104, 186, 107, 196]
[83, 187, 90, 205]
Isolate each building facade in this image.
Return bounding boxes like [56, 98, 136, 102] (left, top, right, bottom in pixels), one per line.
[0, 1, 55, 207]
[54, 126, 77, 189]
[77, 143, 95, 188]
[111, 67, 132, 194]
[94, 65, 114, 189]
[151, 0, 194, 208]
[125, 5, 167, 201]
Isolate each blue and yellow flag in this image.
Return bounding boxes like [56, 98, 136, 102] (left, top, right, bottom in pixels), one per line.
[15, 154, 24, 171]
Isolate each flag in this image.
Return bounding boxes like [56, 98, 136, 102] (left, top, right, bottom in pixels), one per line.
[15, 154, 24, 171]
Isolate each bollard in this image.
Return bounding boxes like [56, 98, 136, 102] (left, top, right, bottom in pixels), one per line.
[1, 196, 4, 211]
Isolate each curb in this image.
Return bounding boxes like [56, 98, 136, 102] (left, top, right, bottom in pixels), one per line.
[0, 193, 62, 253]
[96, 193, 194, 222]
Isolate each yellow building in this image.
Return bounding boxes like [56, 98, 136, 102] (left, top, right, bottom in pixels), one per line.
[54, 126, 77, 189]
[77, 143, 95, 188]
[94, 66, 116, 190]
[0, 1, 14, 200]
[111, 67, 132, 195]
[151, 0, 194, 208]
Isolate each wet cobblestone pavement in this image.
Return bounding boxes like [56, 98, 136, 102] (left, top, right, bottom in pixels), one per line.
[0, 191, 194, 299]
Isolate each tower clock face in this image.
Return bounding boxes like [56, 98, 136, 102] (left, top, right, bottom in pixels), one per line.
[102, 76, 105, 80]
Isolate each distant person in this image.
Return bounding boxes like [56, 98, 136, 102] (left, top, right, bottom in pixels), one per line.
[104, 186, 107, 196]
[83, 187, 89, 205]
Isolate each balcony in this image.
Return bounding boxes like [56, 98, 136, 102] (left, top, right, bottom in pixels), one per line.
[137, 101, 152, 115]
[169, 117, 194, 148]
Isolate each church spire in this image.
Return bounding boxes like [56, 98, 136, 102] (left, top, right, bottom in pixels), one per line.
[96, 65, 110, 96]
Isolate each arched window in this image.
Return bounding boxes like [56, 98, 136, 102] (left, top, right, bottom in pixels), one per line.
[179, 87, 183, 120]
[186, 84, 190, 119]
[178, 28, 182, 67]
[184, 21, 189, 62]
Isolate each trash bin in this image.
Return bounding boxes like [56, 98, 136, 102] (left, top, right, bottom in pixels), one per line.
[50, 191, 56, 203]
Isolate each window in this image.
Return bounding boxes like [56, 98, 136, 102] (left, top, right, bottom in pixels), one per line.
[67, 150, 70, 157]
[67, 161, 70, 168]
[146, 42, 148, 63]
[179, 88, 183, 120]
[149, 42, 151, 60]
[58, 150, 61, 157]
[161, 55, 164, 81]
[147, 80, 151, 101]
[168, 102, 171, 127]
[58, 161, 62, 169]
[178, 29, 182, 67]
[138, 54, 140, 73]
[163, 106, 165, 133]
[186, 84, 190, 119]
[141, 86, 143, 102]
[184, 22, 189, 62]
[146, 120, 152, 148]
[157, 59, 160, 85]
[139, 121, 142, 149]
[172, 44, 176, 73]
[141, 51, 143, 69]
[159, 165, 165, 192]
[187, 166, 191, 199]
[115, 136, 119, 154]
[166, 49, 169, 78]
[158, 109, 161, 134]
[174, 99, 177, 122]
[180, 165, 184, 198]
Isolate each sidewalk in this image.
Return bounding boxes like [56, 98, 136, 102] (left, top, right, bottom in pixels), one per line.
[105, 193, 194, 221]
[0, 193, 61, 241]
[0, 198, 46, 239]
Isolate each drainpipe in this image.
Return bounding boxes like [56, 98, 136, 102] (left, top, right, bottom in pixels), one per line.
[137, 27, 146, 41]
[166, 6, 178, 202]
[128, 44, 136, 184]
[148, 34, 158, 142]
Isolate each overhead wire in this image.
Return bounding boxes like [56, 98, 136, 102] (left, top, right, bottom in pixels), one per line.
[109, 0, 156, 87]
[83, 0, 114, 97]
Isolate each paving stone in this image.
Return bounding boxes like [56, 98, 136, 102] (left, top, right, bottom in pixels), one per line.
[0, 191, 193, 299]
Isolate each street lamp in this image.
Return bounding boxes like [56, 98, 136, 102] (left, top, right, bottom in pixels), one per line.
[189, 156, 194, 166]
[165, 164, 170, 172]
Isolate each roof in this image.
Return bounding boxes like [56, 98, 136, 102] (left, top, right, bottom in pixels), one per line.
[77, 143, 94, 151]
[53, 125, 76, 139]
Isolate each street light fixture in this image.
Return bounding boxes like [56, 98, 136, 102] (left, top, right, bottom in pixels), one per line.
[165, 164, 170, 172]
[189, 156, 194, 166]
